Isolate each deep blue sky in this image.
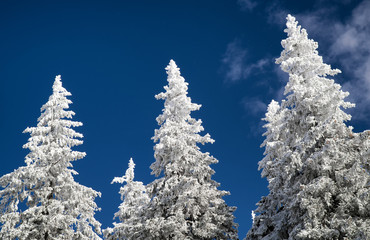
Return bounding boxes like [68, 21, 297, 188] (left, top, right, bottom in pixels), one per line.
[0, 0, 369, 238]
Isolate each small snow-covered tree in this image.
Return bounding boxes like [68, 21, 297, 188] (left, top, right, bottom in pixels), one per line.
[0, 76, 102, 239]
[247, 100, 290, 239]
[104, 158, 150, 240]
[144, 60, 238, 239]
[247, 15, 370, 239]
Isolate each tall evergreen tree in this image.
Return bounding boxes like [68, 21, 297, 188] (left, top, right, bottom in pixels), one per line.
[104, 158, 150, 240]
[144, 60, 238, 239]
[0, 76, 102, 239]
[247, 15, 370, 239]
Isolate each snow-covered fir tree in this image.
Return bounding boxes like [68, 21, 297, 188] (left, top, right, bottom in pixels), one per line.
[144, 60, 238, 239]
[104, 158, 150, 240]
[0, 76, 102, 240]
[247, 15, 370, 239]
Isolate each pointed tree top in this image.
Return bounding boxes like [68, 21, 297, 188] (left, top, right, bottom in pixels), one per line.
[51, 74, 72, 98]
[155, 59, 190, 103]
[286, 14, 297, 29]
[167, 59, 178, 69]
[112, 158, 135, 184]
[265, 100, 280, 120]
[55, 74, 62, 81]
[126, 158, 135, 182]
[284, 14, 304, 38]
[165, 59, 182, 81]
[277, 14, 341, 78]
[52, 75, 63, 91]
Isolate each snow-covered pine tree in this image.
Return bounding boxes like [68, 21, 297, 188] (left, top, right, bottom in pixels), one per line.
[104, 158, 150, 240]
[247, 15, 370, 239]
[144, 60, 238, 239]
[0, 75, 102, 240]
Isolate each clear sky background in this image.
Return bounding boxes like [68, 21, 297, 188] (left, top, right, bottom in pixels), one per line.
[0, 0, 369, 238]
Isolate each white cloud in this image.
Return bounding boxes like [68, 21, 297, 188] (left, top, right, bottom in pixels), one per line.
[244, 58, 270, 78]
[243, 98, 267, 117]
[222, 39, 270, 83]
[271, 65, 287, 100]
[330, 1, 370, 74]
[242, 98, 269, 136]
[265, 2, 289, 27]
[222, 39, 247, 82]
[237, 0, 257, 11]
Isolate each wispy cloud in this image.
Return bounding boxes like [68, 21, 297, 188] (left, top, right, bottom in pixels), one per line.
[243, 98, 267, 117]
[242, 97, 268, 136]
[245, 58, 270, 78]
[221, 39, 270, 83]
[222, 39, 247, 83]
[237, 0, 258, 11]
[265, 2, 288, 27]
[271, 65, 287, 100]
[220, 37, 279, 136]
[330, 1, 370, 102]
